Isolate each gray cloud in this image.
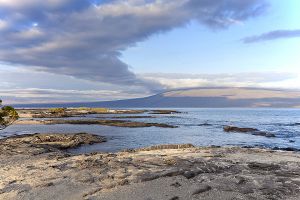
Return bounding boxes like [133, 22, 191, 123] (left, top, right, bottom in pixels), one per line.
[242, 29, 300, 43]
[0, 0, 268, 88]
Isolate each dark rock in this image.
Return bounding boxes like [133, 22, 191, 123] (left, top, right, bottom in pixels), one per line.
[248, 162, 280, 171]
[38, 182, 54, 187]
[109, 116, 155, 119]
[286, 123, 300, 126]
[138, 173, 160, 182]
[150, 110, 182, 114]
[235, 176, 247, 185]
[223, 126, 275, 137]
[8, 180, 17, 184]
[272, 147, 299, 152]
[170, 182, 181, 188]
[224, 126, 259, 133]
[251, 131, 276, 138]
[198, 123, 212, 126]
[192, 185, 212, 195]
[46, 119, 178, 128]
[161, 169, 182, 177]
[183, 171, 197, 179]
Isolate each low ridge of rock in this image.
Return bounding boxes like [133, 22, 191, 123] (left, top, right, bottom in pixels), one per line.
[223, 126, 276, 138]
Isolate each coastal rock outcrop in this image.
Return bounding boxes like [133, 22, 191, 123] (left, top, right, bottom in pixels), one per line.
[15, 119, 178, 128]
[1, 135, 300, 200]
[224, 126, 276, 137]
[0, 133, 106, 155]
[150, 110, 182, 114]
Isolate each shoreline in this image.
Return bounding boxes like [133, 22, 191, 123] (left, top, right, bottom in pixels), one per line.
[1, 133, 300, 200]
[13, 108, 179, 128]
[14, 119, 178, 128]
[2, 107, 298, 154]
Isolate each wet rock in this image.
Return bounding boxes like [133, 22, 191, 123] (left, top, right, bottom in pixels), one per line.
[43, 119, 178, 128]
[272, 147, 299, 151]
[223, 126, 275, 137]
[108, 116, 155, 119]
[198, 123, 213, 126]
[251, 131, 276, 138]
[224, 126, 259, 133]
[150, 110, 182, 114]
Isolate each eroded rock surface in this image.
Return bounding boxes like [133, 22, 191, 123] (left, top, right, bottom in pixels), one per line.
[0, 135, 299, 200]
[0, 133, 106, 155]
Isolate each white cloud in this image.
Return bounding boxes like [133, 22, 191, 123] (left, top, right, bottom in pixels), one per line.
[1, 66, 299, 104]
[0, 88, 152, 104]
[140, 72, 300, 89]
[0, 19, 8, 30]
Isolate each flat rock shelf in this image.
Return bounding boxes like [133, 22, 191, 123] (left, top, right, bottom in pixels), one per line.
[0, 133, 300, 200]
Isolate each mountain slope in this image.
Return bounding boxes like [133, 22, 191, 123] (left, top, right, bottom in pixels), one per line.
[14, 87, 300, 108]
[93, 87, 300, 108]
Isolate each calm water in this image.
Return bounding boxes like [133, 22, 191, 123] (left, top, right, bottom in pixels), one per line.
[1, 108, 300, 153]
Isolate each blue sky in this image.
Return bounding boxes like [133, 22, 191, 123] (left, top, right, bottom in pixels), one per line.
[122, 0, 300, 74]
[0, 0, 299, 104]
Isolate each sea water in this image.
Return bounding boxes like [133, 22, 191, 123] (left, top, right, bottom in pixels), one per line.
[1, 108, 299, 153]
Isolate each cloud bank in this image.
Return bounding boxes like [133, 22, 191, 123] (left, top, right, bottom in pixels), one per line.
[1, 66, 299, 104]
[0, 88, 148, 104]
[0, 0, 268, 88]
[141, 72, 299, 89]
[242, 29, 300, 43]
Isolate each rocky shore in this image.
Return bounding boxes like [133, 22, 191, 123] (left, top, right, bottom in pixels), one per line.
[16, 108, 180, 118]
[1, 133, 300, 200]
[15, 119, 177, 128]
[16, 108, 147, 118]
[14, 108, 179, 128]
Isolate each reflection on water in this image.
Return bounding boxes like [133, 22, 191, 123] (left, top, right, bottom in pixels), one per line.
[1, 108, 300, 153]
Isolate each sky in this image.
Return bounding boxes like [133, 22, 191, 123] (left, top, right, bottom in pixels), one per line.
[0, 0, 299, 104]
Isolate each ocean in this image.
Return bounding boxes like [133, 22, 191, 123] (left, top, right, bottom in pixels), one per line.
[1, 108, 300, 153]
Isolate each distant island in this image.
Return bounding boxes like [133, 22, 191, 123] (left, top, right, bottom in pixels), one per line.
[12, 87, 300, 108]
